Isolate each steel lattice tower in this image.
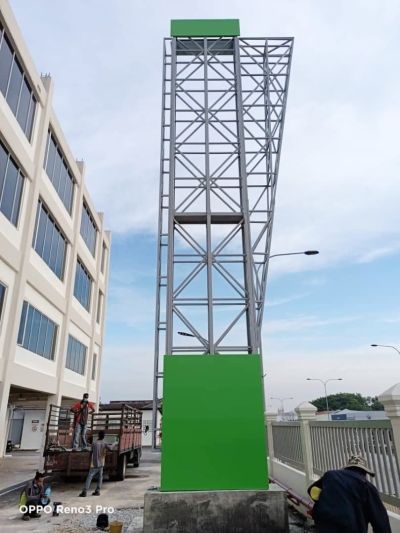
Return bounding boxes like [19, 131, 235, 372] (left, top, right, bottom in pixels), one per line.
[152, 27, 293, 449]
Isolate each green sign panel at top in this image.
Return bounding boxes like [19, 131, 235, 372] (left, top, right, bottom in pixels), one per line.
[171, 19, 240, 38]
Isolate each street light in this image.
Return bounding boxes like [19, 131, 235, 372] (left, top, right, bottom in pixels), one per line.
[270, 397, 293, 414]
[371, 344, 400, 356]
[178, 331, 208, 344]
[307, 378, 342, 421]
[268, 250, 319, 259]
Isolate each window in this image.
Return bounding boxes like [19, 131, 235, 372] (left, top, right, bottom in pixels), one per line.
[0, 141, 24, 227]
[43, 131, 74, 213]
[80, 202, 97, 256]
[17, 301, 58, 360]
[0, 24, 36, 140]
[101, 242, 107, 273]
[0, 281, 6, 323]
[91, 353, 97, 381]
[73, 259, 92, 311]
[66, 335, 87, 375]
[32, 200, 67, 280]
[96, 291, 103, 324]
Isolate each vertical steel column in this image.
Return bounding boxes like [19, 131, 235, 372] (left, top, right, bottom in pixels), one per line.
[204, 39, 214, 354]
[165, 38, 177, 356]
[233, 38, 258, 356]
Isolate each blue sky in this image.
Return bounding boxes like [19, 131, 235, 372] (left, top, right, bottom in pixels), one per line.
[9, 0, 400, 411]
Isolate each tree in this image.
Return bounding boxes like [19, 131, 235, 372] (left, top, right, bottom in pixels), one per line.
[310, 392, 384, 412]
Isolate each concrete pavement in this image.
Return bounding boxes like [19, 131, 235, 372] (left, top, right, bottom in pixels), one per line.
[0, 452, 40, 493]
[0, 451, 161, 532]
[0, 451, 311, 532]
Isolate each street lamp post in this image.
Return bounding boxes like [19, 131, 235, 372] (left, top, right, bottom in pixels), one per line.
[268, 250, 319, 259]
[270, 397, 293, 415]
[306, 378, 342, 420]
[371, 344, 400, 356]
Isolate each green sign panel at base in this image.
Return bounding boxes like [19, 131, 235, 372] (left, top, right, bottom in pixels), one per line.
[171, 19, 240, 38]
[161, 354, 268, 492]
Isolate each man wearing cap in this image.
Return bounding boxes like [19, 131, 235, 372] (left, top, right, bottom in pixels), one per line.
[308, 455, 391, 532]
[71, 393, 95, 451]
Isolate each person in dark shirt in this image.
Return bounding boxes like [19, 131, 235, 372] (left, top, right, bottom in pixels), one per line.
[19, 471, 50, 521]
[79, 430, 114, 497]
[308, 455, 392, 533]
[71, 393, 95, 451]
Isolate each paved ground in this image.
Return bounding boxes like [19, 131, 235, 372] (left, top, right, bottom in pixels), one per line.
[0, 451, 312, 532]
[0, 451, 40, 492]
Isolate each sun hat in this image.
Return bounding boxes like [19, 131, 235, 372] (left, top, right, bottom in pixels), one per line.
[343, 455, 375, 477]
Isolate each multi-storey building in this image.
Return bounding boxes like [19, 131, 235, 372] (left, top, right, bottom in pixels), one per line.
[0, 0, 111, 456]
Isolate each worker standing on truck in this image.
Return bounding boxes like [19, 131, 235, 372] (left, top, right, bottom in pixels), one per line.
[71, 393, 94, 451]
[79, 430, 114, 497]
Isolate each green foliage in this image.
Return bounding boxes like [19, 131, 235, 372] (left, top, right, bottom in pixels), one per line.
[310, 392, 384, 412]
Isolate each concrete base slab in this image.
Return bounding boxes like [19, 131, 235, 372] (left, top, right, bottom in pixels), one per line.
[143, 484, 289, 533]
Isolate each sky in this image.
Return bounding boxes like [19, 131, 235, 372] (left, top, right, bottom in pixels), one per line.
[9, 0, 400, 412]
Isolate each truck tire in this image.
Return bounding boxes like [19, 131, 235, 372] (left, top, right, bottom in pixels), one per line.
[133, 448, 141, 468]
[116, 454, 127, 481]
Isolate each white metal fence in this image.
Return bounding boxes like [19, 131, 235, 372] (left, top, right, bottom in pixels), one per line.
[269, 418, 400, 508]
[310, 420, 400, 507]
[272, 422, 304, 471]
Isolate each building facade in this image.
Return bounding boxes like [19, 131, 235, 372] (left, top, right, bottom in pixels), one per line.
[0, 0, 111, 456]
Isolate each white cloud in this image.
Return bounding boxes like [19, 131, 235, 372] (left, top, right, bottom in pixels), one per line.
[357, 245, 400, 264]
[263, 343, 400, 413]
[265, 293, 310, 307]
[10, 0, 400, 274]
[303, 277, 327, 287]
[264, 315, 362, 334]
[101, 345, 154, 402]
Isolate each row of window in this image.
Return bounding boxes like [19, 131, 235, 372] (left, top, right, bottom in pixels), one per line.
[0, 25, 101, 262]
[17, 301, 58, 360]
[66, 335, 86, 375]
[13, 296, 98, 378]
[33, 200, 67, 280]
[74, 259, 92, 311]
[81, 203, 97, 257]
[0, 279, 101, 375]
[0, 141, 24, 227]
[0, 141, 107, 267]
[0, 145, 107, 314]
[0, 23, 36, 140]
[43, 131, 75, 213]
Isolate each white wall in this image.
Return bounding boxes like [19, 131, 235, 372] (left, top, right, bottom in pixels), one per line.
[20, 410, 46, 450]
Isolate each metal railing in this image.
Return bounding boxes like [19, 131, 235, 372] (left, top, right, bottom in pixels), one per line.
[310, 420, 400, 507]
[272, 422, 304, 471]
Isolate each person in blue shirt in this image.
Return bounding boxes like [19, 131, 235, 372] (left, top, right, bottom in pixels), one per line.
[308, 455, 391, 533]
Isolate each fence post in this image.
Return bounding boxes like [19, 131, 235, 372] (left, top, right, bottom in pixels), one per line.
[265, 410, 278, 477]
[379, 383, 400, 461]
[295, 402, 317, 488]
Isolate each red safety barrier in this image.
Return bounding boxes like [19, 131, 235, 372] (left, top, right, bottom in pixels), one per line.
[269, 475, 314, 517]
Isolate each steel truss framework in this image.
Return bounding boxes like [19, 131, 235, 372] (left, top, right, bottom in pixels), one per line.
[152, 37, 294, 449]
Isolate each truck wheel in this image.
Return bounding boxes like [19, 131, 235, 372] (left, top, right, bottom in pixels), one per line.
[133, 451, 140, 468]
[116, 454, 127, 481]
